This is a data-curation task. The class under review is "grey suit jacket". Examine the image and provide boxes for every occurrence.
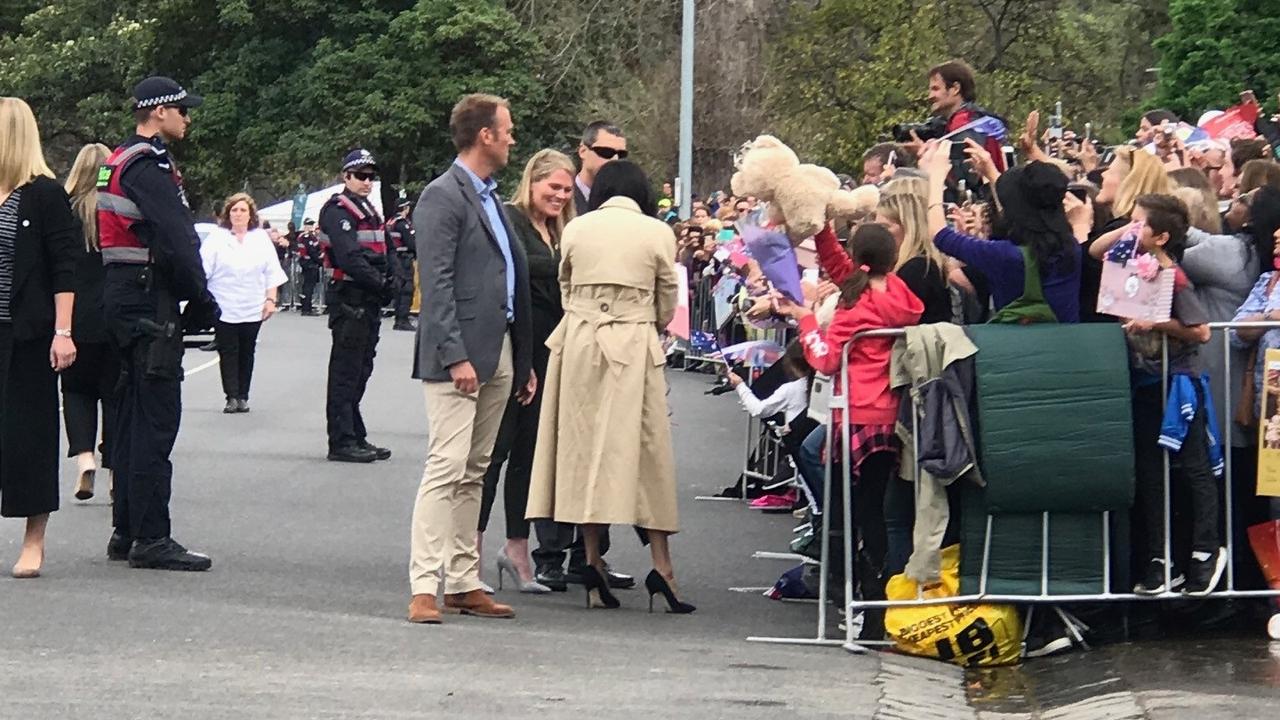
[413,163,532,387]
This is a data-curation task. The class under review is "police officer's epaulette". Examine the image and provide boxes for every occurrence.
[330,193,367,221]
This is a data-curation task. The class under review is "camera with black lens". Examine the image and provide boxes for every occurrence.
[891,116,948,143]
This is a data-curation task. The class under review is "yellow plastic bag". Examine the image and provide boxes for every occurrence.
[884,545,1022,666]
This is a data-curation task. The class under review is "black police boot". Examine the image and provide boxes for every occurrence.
[128,537,212,572]
[327,444,378,463]
[393,319,416,332]
[107,532,132,561]
[357,440,392,461]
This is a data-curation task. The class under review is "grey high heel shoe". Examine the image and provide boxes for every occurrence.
[496,550,552,594]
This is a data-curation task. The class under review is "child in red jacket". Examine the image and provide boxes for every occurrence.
[776,223,924,640]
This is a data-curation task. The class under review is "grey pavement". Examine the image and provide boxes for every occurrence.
[2,313,1279,719]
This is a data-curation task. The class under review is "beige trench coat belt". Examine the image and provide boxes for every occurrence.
[562,296,658,373]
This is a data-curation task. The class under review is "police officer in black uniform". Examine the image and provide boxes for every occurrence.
[98,76,219,571]
[320,149,395,463]
[296,218,325,316]
[386,200,417,331]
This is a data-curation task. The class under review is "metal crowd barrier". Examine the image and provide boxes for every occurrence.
[742,322,1280,654]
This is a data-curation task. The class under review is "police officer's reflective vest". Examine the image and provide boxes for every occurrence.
[320,194,385,281]
[96,142,179,265]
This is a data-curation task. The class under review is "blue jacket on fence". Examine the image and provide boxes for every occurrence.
[1157,373,1225,478]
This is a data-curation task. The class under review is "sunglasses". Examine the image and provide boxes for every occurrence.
[349,171,378,182]
[590,146,628,160]
[162,105,189,117]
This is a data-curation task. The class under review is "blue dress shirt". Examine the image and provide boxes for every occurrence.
[454,158,515,321]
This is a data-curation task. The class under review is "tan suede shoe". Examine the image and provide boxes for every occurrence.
[408,594,442,624]
[444,589,515,618]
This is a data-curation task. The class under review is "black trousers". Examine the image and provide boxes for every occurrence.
[299,266,321,313]
[479,343,549,539]
[0,325,60,518]
[392,253,414,322]
[103,268,182,540]
[326,301,379,450]
[60,340,120,464]
[1133,380,1221,564]
[215,320,261,401]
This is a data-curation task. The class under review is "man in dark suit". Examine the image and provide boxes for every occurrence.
[572,120,627,215]
[407,93,536,624]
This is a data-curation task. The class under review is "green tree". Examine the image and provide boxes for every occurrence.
[1152,0,1280,120]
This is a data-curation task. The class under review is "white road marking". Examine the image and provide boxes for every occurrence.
[187,357,220,376]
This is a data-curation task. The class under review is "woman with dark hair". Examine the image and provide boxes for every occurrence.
[923,141,1081,322]
[527,160,693,613]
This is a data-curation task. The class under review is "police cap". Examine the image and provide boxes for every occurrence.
[132,76,204,111]
[342,149,378,173]
[303,218,316,226]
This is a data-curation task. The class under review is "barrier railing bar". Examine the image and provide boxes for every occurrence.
[1222,329,1236,591]
[848,588,1280,610]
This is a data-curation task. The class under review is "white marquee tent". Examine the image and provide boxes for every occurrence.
[257,182,385,230]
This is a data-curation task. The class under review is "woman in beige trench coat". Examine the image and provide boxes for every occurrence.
[527,161,693,614]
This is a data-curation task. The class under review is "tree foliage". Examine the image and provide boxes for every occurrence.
[1152,0,1280,120]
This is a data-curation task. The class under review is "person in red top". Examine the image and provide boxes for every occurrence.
[775,223,923,641]
[906,60,1008,174]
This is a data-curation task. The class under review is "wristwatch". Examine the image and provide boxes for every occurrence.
[54,328,72,338]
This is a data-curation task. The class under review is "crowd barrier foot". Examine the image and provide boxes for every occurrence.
[745,636,847,648]
[693,495,740,502]
[752,551,806,561]
[728,586,773,593]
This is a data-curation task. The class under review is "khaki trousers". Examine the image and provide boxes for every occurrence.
[409,335,514,596]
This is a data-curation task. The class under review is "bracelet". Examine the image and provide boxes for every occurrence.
[54,328,72,338]
[265,298,277,305]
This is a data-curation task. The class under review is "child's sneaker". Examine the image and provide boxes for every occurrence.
[1183,547,1227,597]
[1134,558,1184,595]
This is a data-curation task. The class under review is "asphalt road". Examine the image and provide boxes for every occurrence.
[2,312,1279,719]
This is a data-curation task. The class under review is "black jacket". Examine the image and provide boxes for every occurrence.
[319,189,388,297]
[504,203,563,344]
[69,219,109,345]
[5,176,78,341]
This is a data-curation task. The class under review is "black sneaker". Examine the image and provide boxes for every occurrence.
[1023,609,1075,658]
[327,444,378,463]
[107,532,132,561]
[128,537,212,571]
[1134,558,1185,595]
[1183,547,1227,597]
[358,440,392,461]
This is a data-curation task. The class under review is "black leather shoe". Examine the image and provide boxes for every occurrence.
[128,537,212,571]
[328,444,378,463]
[358,440,392,461]
[223,398,238,414]
[236,398,250,413]
[564,568,586,585]
[393,320,416,332]
[107,532,132,561]
[535,567,569,592]
[606,569,636,589]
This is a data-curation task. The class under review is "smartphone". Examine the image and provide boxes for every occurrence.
[949,142,967,161]
[716,228,735,242]
[1068,186,1089,202]
[887,150,897,167]
[1084,122,1092,143]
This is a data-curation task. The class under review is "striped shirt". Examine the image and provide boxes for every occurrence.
[0,189,23,323]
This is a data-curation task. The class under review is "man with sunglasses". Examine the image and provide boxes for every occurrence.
[98,76,218,571]
[573,121,628,215]
[319,149,395,464]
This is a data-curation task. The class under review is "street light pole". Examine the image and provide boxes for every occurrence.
[678,0,694,219]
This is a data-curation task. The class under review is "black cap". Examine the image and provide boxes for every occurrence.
[397,200,412,210]
[303,218,315,226]
[342,149,378,172]
[132,76,203,111]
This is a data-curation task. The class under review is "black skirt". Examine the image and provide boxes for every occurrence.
[0,323,60,517]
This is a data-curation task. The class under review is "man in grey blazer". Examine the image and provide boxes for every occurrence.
[408,93,535,624]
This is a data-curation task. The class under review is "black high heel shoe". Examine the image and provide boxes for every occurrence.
[584,566,621,609]
[645,570,696,614]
